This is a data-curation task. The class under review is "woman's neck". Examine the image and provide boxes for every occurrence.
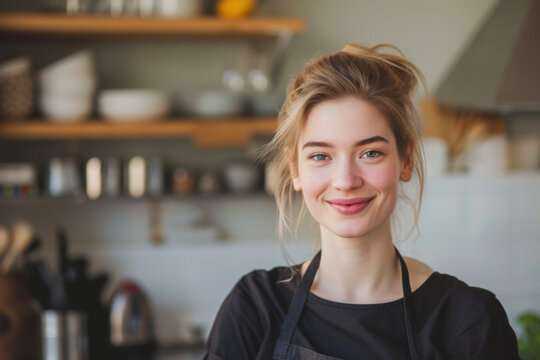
[310,220,403,304]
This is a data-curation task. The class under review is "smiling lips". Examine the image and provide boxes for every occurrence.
[326,197,374,215]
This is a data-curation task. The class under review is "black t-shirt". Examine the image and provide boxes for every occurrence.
[204,264,519,360]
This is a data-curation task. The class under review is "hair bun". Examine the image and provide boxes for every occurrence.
[340,43,424,96]
[340,43,372,56]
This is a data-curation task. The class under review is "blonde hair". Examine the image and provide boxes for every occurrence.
[259,43,426,260]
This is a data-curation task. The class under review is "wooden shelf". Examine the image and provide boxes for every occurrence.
[0,13,305,36]
[0,117,277,147]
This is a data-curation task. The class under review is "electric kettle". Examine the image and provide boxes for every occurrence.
[109,280,154,347]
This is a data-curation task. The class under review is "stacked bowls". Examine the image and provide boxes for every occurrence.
[38,51,96,122]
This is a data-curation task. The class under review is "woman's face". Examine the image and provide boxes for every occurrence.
[291,96,412,239]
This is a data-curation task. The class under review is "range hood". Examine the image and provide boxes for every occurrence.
[435,0,540,114]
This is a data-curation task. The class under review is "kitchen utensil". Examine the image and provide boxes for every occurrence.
[67,0,91,13]
[172,167,196,195]
[64,257,90,310]
[47,158,81,197]
[192,91,245,118]
[65,257,88,284]
[25,260,51,308]
[156,0,202,17]
[223,163,259,193]
[0,57,33,119]
[49,273,68,310]
[2,221,34,272]
[0,273,40,360]
[222,67,245,92]
[86,273,109,306]
[246,52,270,92]
[85,157,102,200]
[42,310,88,360]
[110,280,154,346]
[125,156,146,198]
[45,0,90,13]
[138,0,155,15]
[57,228,68,278]
[98,89,171,121]
[21,235,41,262]
[0,225,10,261]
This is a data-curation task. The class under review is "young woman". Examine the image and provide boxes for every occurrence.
[203,44,519,360]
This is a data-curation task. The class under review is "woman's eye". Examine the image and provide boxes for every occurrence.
[309,154,329,161]
[361,150,381,159]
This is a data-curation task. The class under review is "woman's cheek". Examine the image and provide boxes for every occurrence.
[299,165,329,195]
[363,163,399,189]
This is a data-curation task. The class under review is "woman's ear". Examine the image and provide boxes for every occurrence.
[285,147,302,191]
[400,143,414,182]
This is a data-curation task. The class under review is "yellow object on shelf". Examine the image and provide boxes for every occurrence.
[216,0,257,18]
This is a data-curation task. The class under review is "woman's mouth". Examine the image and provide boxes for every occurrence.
[326,197,374,215]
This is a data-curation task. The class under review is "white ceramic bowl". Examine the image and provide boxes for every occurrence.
[98,89,171,121]
[192,91,244,118]
[39,93,92,121]
[39,74,97,95]
[39,51,95,83]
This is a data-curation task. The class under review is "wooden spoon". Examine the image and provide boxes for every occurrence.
[2,221,34,273]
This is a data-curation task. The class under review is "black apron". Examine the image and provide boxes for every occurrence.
[272,248,420,360]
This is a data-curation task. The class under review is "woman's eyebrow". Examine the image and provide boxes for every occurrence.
[302,136,389,150]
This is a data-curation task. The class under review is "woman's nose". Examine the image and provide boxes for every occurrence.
[332,159,362,191]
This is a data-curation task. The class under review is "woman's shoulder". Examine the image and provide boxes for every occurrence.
[404,256,498,306]
[204,265,300,359]
[240,264,300,287]
[417,271,519,358]
[414,268,501,312]
[232,264,301,303]
[218,264,301,311]
[418,269,499,305]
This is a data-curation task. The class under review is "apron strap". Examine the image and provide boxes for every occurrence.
[396,248,420,360]
[273,248,421,360]
[273,250,321,359]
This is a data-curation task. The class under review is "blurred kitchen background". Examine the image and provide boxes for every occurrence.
[0,0,539,359]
